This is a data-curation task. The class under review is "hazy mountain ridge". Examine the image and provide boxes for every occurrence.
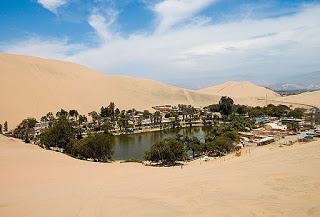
[269,71,320,91]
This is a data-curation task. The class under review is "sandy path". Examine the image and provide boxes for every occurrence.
[0,135,320,217]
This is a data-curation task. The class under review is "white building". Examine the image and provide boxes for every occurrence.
[34,122,49,137]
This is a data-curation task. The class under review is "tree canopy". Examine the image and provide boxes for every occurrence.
[144,138,187,165]
[39,117,75,150]
[13,118,37,143]
[68,133,114,162]
[219,96,234,117]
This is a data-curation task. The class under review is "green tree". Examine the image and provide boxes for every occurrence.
[235,105,248,115]
[0,124,2,134]
[228,115,255,132]
[206,136,235,156]
[4,121,8,132]
[88,111,100,130]
[144,138,187,166]
[205,124,226,143]
[154,111,162,125]
[69,110,79,121]
[219,96,234,117]
[13,118,37,143]
[40,115,48,122]
[118,110,129,131]
[68,133,114,162]
[101,120,115,134]
[56,109,68,119]
[108,102,115,121]
[78,115,87,125]
[115,108,120,118]
[205,126,239,156]
[180,136,202,159]
[142,110,151,119]
[39,117,75,150]
[287,108,306,119]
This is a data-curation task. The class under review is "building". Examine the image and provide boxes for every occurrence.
[254,136,275,146]
[281,118,302,125]
[152,105,172,113]
[264,122,287,131]
[34,121,49,137]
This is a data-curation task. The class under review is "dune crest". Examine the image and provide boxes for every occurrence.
[0,54,219,127]
[275,90,320,108]
[1,53,318,128]
[198,81,279,99]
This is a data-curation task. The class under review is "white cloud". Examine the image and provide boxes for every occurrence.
[152,0,217,33]
[2,3,320,88]
[1,37,84,59]
[88,9,118,42]
[37,0,68,13]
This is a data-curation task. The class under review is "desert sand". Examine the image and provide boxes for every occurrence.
[274,91,320,108]
[198,81,279,99]
[1,53,319,129]
[0,135,319,217]
[0,54,219,128]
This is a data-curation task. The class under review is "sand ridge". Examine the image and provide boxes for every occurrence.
[1,53,319,128]
[198,81,280,99]
[0,54,219,127]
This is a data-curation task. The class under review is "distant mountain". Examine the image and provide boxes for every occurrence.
[270,71,320,91]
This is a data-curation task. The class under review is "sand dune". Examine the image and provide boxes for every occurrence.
[275,91,320,108]
[0,54,219,128]
[1,53,318,128]
[0,135,319,217]
[198,81,279,99]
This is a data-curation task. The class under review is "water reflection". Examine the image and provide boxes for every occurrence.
[112,126,211,160]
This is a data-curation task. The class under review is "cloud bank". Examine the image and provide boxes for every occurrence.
[2,1,320,88]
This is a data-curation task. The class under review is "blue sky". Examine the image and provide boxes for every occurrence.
[1,0,320,88]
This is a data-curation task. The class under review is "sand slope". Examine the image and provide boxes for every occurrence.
[198,81,279,99]
[0,135,319,217]
[276,91,320,108]
[0,54,218,127]
[1,53,318,128]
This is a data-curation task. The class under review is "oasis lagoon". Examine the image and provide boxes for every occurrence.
[112,126,211,160]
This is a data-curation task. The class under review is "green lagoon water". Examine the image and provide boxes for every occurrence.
[112,126,211,160]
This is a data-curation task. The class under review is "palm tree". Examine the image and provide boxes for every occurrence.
[69,110,79,122]
[88,111,100,130]
[78,115,87,125]
[181,136,201,159]
[56,109,68,119]
[108,102,115,121]
[154,111,162,126]
[4,121,8,132]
